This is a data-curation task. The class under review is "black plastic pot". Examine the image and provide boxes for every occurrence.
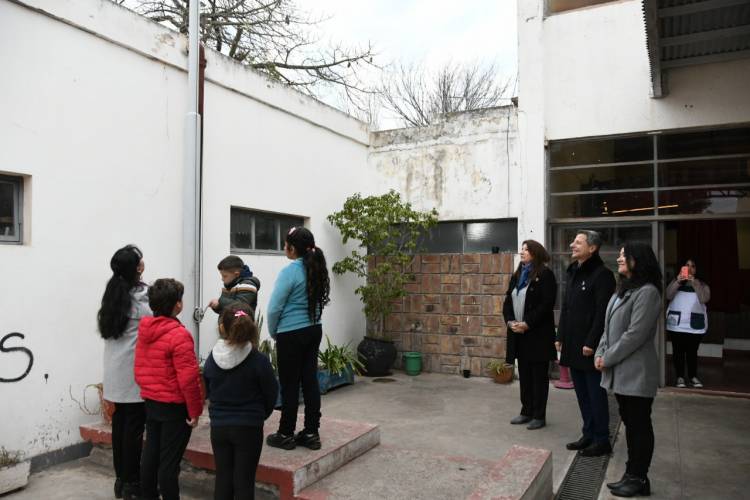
[357,337,397,377]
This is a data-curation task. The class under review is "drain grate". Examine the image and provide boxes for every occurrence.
[556,395,621,500]
[372,377,397,383]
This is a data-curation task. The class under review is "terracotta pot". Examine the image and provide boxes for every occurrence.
[491,364,514,384]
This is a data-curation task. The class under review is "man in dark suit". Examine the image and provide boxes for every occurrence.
[557,230,616,457]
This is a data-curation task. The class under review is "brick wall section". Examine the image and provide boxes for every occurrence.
[382,253,514,377]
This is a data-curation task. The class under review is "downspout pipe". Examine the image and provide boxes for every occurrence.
[184,0,202,355]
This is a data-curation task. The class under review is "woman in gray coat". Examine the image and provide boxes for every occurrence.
[97,245,151,500]
[595,242,662,498]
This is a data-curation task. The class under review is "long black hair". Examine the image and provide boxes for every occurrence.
[512,239,550,284]
[286,227,330,322]
[617,242,662,298]
[97,245,143,339]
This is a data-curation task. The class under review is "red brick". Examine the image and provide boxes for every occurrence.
[400,333,412,351]
[421,254,441,264]
[423,316,440,333]
[404,282,420,293]
[441,295,461,314]
[461,275,482,294]
[470,357,481,376]
[406,295,423,313]
[461,336,480,346]
[439,335,462,354]
[405,255,421,273]
[424,294,441,304]
[462,264,480,274]
[421,262,441,274]
[450,255,461,272]
[440,274,461,284]
[440,315,460,326]
[482,285,506,295]
[462,295,480,305]
[439,324,460,335]
[482,296,504,315]
[440,255,452,273]
[482,315,505,327]
[461,305,481,315]
[462,316,482,335]
[501,253,514,273]
[423,302,441,314]
[441,365,461,375]
[422,274,441,293]
[423,334,440,344]
[422,343,440,354]
[462,254,481,264]
[482,326,505,337]
[484,338,506,357]
[441,284,460,294]
[385,313,403,332]
[441,355,461,366]
[480,254,502,274]
[483,274,502,285]
[390,300,404,313]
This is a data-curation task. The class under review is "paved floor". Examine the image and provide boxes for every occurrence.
[6,371,750,499]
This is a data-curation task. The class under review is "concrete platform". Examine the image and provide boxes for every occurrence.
[80,411,380,499]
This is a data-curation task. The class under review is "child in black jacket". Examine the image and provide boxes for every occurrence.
[203,303,278,500]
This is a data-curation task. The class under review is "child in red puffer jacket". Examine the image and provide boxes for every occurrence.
[135,278,203,500]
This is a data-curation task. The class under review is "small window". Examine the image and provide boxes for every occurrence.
[416,219,518,254]
[230,207,304,253]
[0,175,22,243]
[547,0,617,14]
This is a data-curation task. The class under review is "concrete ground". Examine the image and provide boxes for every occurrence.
[6,372,750,499]
[599,391,750,500]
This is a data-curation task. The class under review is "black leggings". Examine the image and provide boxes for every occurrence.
[211,425,264,500]
[615,393,654,479]
[669,330,702,379]
[276,324,323,436]
[111,402,146,484]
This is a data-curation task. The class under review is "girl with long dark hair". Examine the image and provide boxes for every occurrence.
[266,227,331,451]
[503,240,558,430]
[595,242,662,497]
[97,245,150,500]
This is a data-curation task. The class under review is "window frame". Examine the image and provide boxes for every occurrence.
[0,174,23,244]
[416,218,518,254]
[229,206,305,255]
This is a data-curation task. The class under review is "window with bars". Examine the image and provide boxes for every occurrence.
[0,174,22,244]
[230,207,304,254]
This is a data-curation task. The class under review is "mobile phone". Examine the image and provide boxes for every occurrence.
[679,266,689,279]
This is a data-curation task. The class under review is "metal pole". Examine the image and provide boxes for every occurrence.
[184,0,202,355]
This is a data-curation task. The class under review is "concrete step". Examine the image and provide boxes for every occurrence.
[80,411,380,499]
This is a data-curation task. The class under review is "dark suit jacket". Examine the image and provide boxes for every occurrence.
[503,266,558,364]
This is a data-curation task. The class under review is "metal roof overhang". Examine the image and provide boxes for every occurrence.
[643,0,750,97]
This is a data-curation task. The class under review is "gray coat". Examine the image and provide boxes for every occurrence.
[102,285,151,403]
[596,284,661,398]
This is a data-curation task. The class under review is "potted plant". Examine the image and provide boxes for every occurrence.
[487,360,515,384]
[317,335,364,393]
[328,190,437,376]
[0,447,30,495]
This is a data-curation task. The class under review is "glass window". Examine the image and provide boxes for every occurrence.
[550,191,655,218]
[0,175,22,243]
[464,220,518,253]
[658,188,750,215]
[658,157,750,187]
[230,207,304,253]
[549,136,652,167]
[658,127,750,159]
[548,0,617,14]
[550,163,653,193]
[419,222,463,253]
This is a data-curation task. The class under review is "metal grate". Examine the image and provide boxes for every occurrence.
[556,395,622,500]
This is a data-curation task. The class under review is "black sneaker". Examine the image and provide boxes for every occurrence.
[294,430,322,450]
[266,432,296,450]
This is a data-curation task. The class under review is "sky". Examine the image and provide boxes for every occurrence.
[296,0,519,128]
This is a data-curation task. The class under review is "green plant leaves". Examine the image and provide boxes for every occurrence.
[317,335,364,375]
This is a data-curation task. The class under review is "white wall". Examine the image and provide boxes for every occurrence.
[0,0,368,459]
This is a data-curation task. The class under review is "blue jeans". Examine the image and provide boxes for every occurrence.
[570,368,609,444]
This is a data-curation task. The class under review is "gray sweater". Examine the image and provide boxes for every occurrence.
[596,284,661,398]
[102,285,151,403]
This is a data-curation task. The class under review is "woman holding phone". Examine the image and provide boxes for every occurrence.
[666,258,710,388]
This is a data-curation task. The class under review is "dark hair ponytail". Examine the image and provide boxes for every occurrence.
[220,303,258,346]
[97,245,143,340]
[286,227,331,322]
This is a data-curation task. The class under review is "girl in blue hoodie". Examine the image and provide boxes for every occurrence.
[203,303,278,500]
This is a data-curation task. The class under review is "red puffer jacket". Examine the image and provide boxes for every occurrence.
[134,316,203,419]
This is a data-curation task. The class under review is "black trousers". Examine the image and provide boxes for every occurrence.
[140,405,193,500]
[276,324,323,436]
[615,393,654,479]
[669,330,702,379]
[570,368,610,444]
[112,402,146,484]
[211,425,264,500]
[517,360,550,420]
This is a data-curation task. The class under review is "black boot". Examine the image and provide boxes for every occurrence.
[294,430,322,450]
[607,473,632,490]
[610,476,651,497]
[266,432,296,450]
[114,478,123,499]
[122,481,141,500]
[578,441,612,457]
[565,436,592,450]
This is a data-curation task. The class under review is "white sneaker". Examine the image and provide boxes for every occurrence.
[676,377,686,388]
[690,377,703,388]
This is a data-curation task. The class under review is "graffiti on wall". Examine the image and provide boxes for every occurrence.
[0,332,34,382]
